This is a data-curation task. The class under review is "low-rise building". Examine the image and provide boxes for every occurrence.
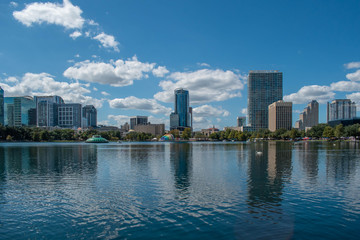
[134,123,165,136]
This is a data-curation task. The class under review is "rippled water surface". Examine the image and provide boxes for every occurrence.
[1,141,360,239]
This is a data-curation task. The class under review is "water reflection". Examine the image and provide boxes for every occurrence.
[170,143,193,198]
[296,142,319,182]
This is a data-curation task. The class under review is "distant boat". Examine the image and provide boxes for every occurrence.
[85,135,109,143]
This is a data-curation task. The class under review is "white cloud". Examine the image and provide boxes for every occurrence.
[344,62,360,69]
[192,105,230,118]
[284,85,335,104]
[346,92,360,105]
[92,55,98,58]
[13,0,84,29]
[101,91,110,96]
[69,30,82,39]
[108,115,130,126]
[0,72,103,108]
[197,63,211,68]
[346,69,360,81]
[87,19,98,26]
[5,77,18,83]
[93,32,119,52]
[152,66,169,77]
[109,96,172,115]
[63,56,156,87]
[330,81,360,92]
[93,87,98,91]
[193,117,212,130]
[154,69,245,105]
[74,54,80,58]
[241,108,247,115]
[10,2,18,7]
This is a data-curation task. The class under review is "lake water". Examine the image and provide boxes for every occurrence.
[0,141,360,239]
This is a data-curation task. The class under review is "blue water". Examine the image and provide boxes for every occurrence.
[0,141,360,239]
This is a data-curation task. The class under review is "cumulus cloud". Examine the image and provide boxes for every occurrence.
[346,92,360,106]
[101,91,110,96]
[154,69,245,105]
[63,56,156,87]
[192,105,230,118]
[197,63,211,68]
[346,69,360,81]
[109,96,172,115]
[69,30,82,39]
[330,81,360,92]
[93,32,119,52]
[241,108,247,115]
[0,72,103,108]
[284,85,335,104]
[344,62,360,69]
[108,115,130,126]
[13,0,84,29]
[152,66,169,77]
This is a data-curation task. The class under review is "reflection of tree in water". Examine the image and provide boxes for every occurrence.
[0,148,5,204]
[326,142,358,183]
[296,142,319,182]
[1,145,98,176]
[238,142,293,239]
[170,143,193,198]
[129,144,165,171]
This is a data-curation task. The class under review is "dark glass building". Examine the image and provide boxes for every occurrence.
[248,70,283,130]
[82,105,97,128]
[170,88,192,130]
[4,96,36,127]
[130,116,148,130]
[35,96,64,127]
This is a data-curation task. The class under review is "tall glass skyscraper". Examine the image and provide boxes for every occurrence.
[248,70,283,130]
[0,87,4,125]
[170,88,192,130]
[4,96,36,127]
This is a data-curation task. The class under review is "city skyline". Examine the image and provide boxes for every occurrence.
[1,0,360,130]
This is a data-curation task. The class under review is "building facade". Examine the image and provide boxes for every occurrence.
[295,100,319,130]
[170,88,192,130]
[35,96,64,127]
[327,99,356,122]
[4,96,36,127]
[82,105,97,128]
[268,100,292,132]
[237,116,246,127]
[134,123,165,136]
[130,116,148,130]
[57,103,82,128]
[0,87,4,125]
[248,70,283,130]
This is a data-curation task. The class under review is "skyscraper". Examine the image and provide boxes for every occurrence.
[4,96,35,127]
[0,87,4,125]
[295,100,319,130]
[130,116,148,130]
[327,99,356,122]
[57,103,82,128]
[82,105,97,128]
[248,70,283,130]
[35,96,64,127]
[268,100,292,132]
[170,88,192,131]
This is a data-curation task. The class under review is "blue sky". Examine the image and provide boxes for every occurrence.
[1,0,360,130]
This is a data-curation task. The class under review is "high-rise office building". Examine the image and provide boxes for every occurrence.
[57,103,82,128]
[248,70,283,131]
[327,99,356,122]
[82,105,97,128]
[4,96,36,127]
[35,96,64,127]
[237,116,246,127]
[0,87,4,125]
[170,88,192,130]
[268,100,292,132]
[295,100,319,130]
[130,116,148,130]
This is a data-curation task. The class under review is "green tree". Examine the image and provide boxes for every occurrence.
[307,123,328,138]
[169,129,180,138]
[334,124,344,138]
[290,128,300,140]
[182,128,192,140]
[322,126,334,138]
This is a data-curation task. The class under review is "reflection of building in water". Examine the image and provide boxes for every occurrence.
[170,143,193,196]
[296,142,319,182]
[326,142,357,183]
[1,145,97,175]
[128,144,166,170]
[247,142,292,208]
